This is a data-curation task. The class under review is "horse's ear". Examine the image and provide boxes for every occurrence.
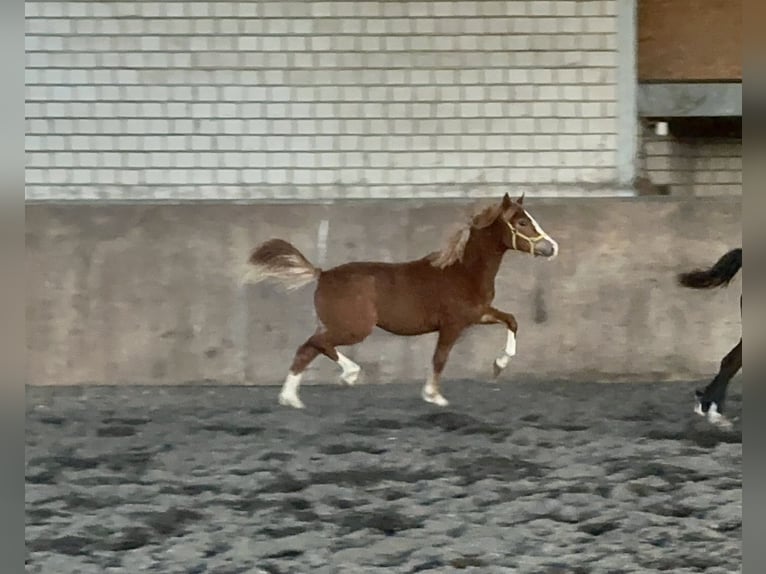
[501,193,513,210]
[516,192,525,205]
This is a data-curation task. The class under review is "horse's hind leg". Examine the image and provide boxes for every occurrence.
[279,326,371,408]
[314,282,376,386]
[695,338,742,428]
[336,352,362,385]
[312,333,364,386]
[279,331,340,409]
[278,335,322,409]
[330,322,378,385]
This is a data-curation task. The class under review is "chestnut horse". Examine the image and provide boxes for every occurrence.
[678,247,742,429]
[244,193,558,409]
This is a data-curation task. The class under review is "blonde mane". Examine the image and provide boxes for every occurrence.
[427,203,504,269]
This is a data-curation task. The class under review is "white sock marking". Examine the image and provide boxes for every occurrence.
[706,402,732,428]
[337,352,361,385]
[494,330,517,371]
[694,400,733,429]
[422,374,449,407]
[505,330,517,356]
[278,372,305,409]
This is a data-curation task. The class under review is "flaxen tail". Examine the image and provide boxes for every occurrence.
[240,238,320,291]
[678,247,742,289]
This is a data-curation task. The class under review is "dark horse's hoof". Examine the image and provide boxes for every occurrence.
[694,389,708,416]
[492,361,503,378]
[694,390,733,429]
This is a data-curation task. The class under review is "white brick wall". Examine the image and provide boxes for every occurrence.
[25,0,621,201]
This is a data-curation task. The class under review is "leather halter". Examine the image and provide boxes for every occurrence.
[507,221,546,254]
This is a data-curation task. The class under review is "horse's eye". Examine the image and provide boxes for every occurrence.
[518,220,528,227]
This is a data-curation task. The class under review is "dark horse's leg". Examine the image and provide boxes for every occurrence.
[695,338,742,428]
[422,326,463,407]
[479,307,519,377]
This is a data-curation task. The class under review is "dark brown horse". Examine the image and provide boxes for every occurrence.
[678,247,742,429]
[244,193,558,409]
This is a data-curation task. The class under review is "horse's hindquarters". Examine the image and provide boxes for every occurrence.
[312,267,378,343]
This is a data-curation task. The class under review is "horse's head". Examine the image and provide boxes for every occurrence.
[433,193,559,269]
[494,193,558,258]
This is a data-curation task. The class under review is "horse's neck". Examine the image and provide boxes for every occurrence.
[461,234,505,296]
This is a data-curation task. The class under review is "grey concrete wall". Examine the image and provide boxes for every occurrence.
[26,197,741,386]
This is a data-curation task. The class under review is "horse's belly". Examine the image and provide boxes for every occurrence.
[374,296,440,336]
[376,317,437,337]
[369,263,443,335]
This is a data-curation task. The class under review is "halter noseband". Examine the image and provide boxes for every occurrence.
[507,221,546,254]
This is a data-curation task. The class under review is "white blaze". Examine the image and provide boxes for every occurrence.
[525,210,558,258]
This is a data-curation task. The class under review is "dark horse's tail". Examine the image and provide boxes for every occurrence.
[241,238,320,291]
[678,248,742,289]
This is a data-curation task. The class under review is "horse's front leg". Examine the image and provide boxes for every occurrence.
[479,307,518,377]
[422,326,463,407]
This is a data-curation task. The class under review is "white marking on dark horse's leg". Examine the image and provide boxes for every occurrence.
[493,330,517,375]
[706,402,733,429]
[422,373,449,407]
[337,352,361,385]
[278,372,305,409]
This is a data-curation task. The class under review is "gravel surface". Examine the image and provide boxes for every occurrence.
[26,379,742,574]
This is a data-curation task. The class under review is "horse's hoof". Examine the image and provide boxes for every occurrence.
[706,405,732,429]
[493,354,510,378]
[422,390,449,407]
[341,368,361,386]
[711,416,733,430]
[278,393,305,409]
[431,395,449,407]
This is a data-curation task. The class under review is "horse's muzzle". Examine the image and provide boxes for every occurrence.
[534,238,558,258]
